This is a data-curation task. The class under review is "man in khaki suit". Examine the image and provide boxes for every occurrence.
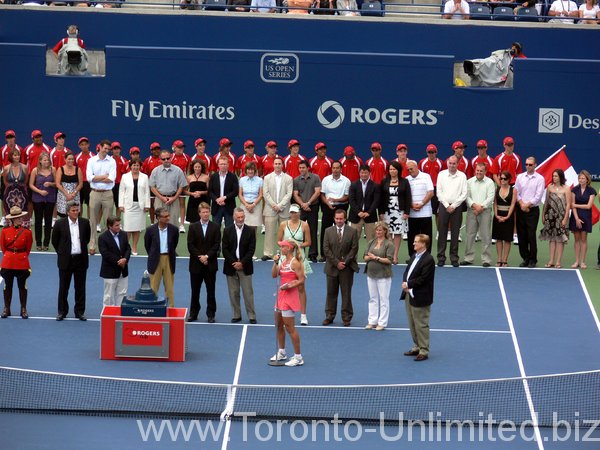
[262,157,293,260]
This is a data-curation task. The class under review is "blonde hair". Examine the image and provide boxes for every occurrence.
[579,170,592,187]
[283,240,303,262]
[37,151,51,171]
[374,221,391,240]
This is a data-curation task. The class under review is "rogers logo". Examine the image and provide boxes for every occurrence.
[317,100,345,129]
[131,330,161,337]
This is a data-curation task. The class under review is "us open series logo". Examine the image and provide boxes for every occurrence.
[538,108,564,134]
[260,53,299,84]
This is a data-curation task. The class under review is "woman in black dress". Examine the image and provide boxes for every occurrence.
[568,170,596,269]
[184,159,210,223]
[492,170,517,266]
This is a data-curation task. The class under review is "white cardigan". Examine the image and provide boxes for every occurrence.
[119,172,151,210]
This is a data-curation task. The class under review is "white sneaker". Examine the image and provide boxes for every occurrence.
[52,217,57,227]
[475,233,480,242]
[513,234,519,245]
[261,224,266,235]
[300,314,308,326]
[179,224,186,233]
[0,217,4,227]
[270,350,287,362]
[402,232,408,240]
[446,231,451,241]
[458,235,462,242]
[491,239,496,244]
[285,355,304,367]
[96,224,101,233]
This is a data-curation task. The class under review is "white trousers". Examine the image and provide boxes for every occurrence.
[103,276,128,306]
[367,276,391,327]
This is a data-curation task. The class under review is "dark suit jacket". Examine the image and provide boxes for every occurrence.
[349,179,380,224]
[187,220,221,273]
[323,225,359,276]
[51,217,91,270]
[221,223,255,276]
[98,230,131,279]
[379,177,412,215]
[208,172,239,215]
[144,223,179,274]
[401,251,435,307]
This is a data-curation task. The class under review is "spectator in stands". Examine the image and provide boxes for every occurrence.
[119,160,150,256]
[312,0,335,14]
[366,142,388,185]
[492,171,517,267]
[180,0,199,9]
[75,137,95,219]
[293,159,321,263]
[262,157,293,260]
[110,142,129,220]
[406,160,434,258]
[149,150,188,227]
[443,0,470,19]
[184,159,210,224]
[511,42,527,58]
[348,165,380,244]
[579,0,600,23]
[3,149,29,222]
[56,152,82,219]
[287,0,312,12]
[569,170,596,269]
[192,138,214,173]
[142,142,163,224]
[170,140,191,233]
[461,163,495,267]
[283,139,307,179]
[228,0,251,11]
[337,0,359,15]
[339,146,362,183]
[29,152,56,251]
[470,140,496,179]
[320,161,351,262]
[52,25,88,75]
[238,161,264,258]
[213,138,236,173]
[549,0,578,23]
[250,0,277,12]
[237,140,262,177]
[514,157,545,268]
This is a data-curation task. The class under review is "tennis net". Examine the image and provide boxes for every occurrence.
[1,366,598,427]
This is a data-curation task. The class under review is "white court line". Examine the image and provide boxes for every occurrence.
[496,268,544,450]
[20,316,510,334]
[574,270,600,333]
[221,324,248,450]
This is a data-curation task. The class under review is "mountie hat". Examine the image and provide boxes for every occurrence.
[6,206,28,220]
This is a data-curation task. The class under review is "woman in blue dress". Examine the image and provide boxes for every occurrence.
[568,170,596,269]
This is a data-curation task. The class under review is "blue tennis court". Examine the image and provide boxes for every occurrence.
[1,253,599,449]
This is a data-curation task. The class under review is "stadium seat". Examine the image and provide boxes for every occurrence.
[493,5,515,20]
[361,0,384,16]
[470,4,492,19]
[516,7,540,21]
[203,0,227,10]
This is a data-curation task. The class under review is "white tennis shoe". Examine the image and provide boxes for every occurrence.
[270,350,287,362]
[285,355,304,367]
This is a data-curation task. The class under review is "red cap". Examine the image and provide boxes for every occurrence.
[111,141,122,149]
[503,136,514,145]
[54,132,65,141]
[244,140,255,148]
[314,142,326,151]
[172,140,185,148]
[288,139,300,148]
[396,143,408,151]
[31,130,43,138]
[266,140,278,148]
[150,142,161,150]
[219,137,232,147]
[476,139,488,148]
[426,144,437,152]
[370,142,382,151]
[452,140,466,150]
[277,240,295,248]
[5,130,15,138]
[129,146,140,155]
[344,146,355,156]
[194,138,206,147]
[78,137,89,145]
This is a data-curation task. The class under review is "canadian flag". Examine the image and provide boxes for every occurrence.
[536,146,600,225]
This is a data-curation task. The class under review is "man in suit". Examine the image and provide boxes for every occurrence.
[401,234,436,361]
[98,215,131,306]
[262,156,293,260]
[348,165,380,243]
[322,209,359,326]
[144,206,179,306]
[51,201,91,321]
[209,156,239,228]
[187,202,221,323]
[222,208,257,324]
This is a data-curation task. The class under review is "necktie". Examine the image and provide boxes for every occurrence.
[338,227,343,243]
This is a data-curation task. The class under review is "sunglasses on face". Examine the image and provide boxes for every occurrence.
[161,157,171,161]
[500,177,508,180]
[477,146,487,149]
[525,163,534,167]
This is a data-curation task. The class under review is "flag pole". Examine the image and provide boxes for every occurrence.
[537,144,567,171]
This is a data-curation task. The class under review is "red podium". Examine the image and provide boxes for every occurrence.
[100,306,187,361]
